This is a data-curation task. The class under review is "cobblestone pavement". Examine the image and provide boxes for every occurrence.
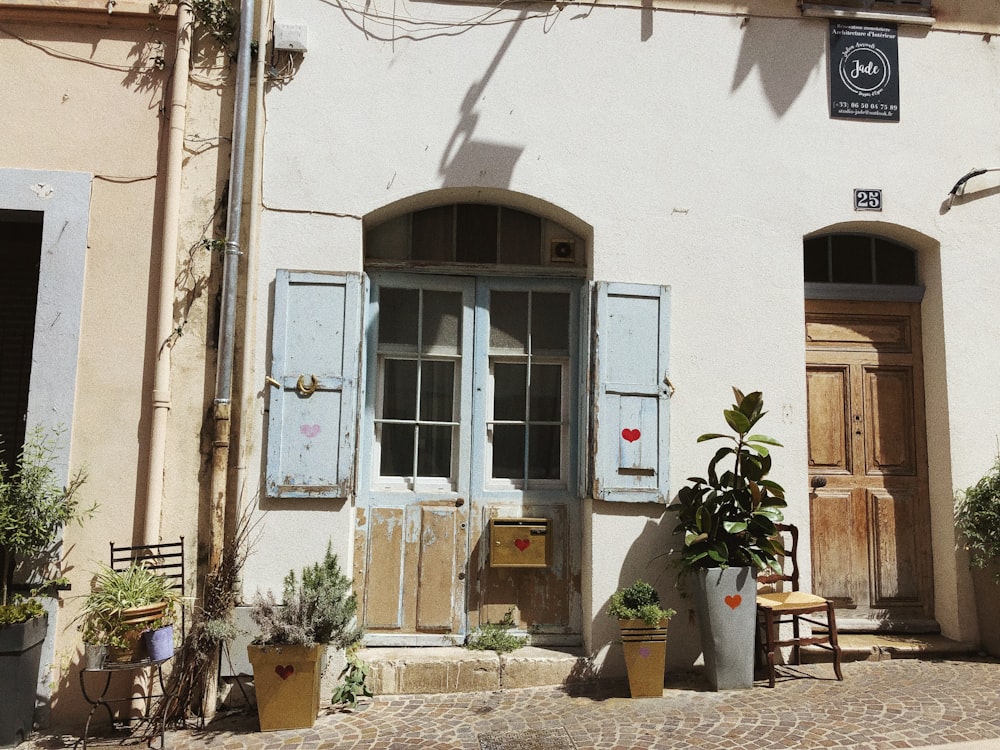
[34,657,1000,750]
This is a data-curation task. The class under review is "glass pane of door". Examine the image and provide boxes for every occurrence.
[487,291,570,487]
[375,287,461,486]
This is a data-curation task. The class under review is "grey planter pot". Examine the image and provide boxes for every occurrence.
[83,643,107,670]
[971,566,1000,657]
[691,567,757,690]
[0,614,48,747]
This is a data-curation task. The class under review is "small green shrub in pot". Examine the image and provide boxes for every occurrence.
[608,580,676,626]
[609,580,674,698]
[956,455,1000,579]
[249,545,361,648]
[955,454,1000,657]
[247,545,363,731]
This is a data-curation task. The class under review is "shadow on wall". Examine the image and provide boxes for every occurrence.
[731,17,823,118]
[592,503,704,679]
[440,140,524,190]
[438,10,528,189]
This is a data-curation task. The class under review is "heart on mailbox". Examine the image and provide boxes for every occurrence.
[275,664,294,680]
[724,594,742,610]
[621,428,641,442]
[514,538,530,552]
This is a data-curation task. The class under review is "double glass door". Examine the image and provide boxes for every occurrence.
[358,273,582,645]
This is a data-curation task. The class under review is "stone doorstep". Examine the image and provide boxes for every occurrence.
[800,633,978,664]
[356,646,595,695]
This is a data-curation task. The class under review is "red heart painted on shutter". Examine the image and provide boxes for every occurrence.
[725,595,742,610]
[621,428,641,442]
[275,664,295,680]
[300,424,321,438]
[514,539,530,552]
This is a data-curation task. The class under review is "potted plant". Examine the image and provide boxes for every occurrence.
[0,426,88,746]
[247,545,362,731]
[79,607,113,669]
[955,454,1000,656]
[668,388,786,690]
[607,580,675,697]
[76,563,179,663]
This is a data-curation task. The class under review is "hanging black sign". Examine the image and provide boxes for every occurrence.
[829,21,899,122]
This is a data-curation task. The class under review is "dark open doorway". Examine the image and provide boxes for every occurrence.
[0,213,42,469]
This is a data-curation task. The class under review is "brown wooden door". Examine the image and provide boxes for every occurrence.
[805,300,935,629]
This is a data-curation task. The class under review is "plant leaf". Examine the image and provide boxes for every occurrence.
[697,433,732,443]
[724,409,751,435]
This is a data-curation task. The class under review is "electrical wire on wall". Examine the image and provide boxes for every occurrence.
[325,0,562,44]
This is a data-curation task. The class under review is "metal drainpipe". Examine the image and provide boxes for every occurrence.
[209,0,256,571]
[234,0,271,505]
[201,0,255,721]
[143,1,192,547]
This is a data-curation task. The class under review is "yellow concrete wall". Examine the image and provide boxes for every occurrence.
[0,3,229,727]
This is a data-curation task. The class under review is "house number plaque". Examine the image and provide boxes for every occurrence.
[854,189,882,211]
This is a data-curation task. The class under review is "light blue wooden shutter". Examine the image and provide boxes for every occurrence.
[592,282,671,503]
[266,270,363,499]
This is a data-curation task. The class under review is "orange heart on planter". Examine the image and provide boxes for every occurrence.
[514,538,530,552]
[725,595,742,610]
[275,664,294,680]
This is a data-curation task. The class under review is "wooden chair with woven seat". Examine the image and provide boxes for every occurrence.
[756,523,843,688]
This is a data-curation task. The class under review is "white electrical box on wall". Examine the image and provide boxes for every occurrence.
[274,22,307,52]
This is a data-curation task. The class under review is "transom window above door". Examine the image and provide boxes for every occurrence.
[365,204,586,270]
[804,233,916,285]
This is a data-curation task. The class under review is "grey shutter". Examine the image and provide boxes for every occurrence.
[266,270,363,499]
[592,282,671,503]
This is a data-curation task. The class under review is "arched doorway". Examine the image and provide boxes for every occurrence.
[803,232,935,631]
[358,202,587,646]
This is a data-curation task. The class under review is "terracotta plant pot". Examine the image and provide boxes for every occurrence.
[619,618,669,697]
[109,629,145,663]
[247,643,325,731]
[119,602,167,628]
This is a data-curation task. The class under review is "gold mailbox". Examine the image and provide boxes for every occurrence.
[489,518,550,568]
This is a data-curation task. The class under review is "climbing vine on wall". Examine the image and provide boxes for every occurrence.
[190,0,238,52]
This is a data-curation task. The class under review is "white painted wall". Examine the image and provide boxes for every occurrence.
[244,0,1000,672]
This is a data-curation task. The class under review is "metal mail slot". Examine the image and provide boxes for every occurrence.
[489,518,550,568]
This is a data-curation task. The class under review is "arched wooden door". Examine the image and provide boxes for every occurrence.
[805,299,935,630]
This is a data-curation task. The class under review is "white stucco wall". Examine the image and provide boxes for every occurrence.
[242,0,1000,671]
